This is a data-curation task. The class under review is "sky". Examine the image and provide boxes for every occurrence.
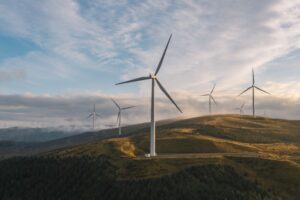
[0,0,300,129]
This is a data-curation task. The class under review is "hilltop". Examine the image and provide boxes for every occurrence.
[49,115,300,161]
[0,115,300,199]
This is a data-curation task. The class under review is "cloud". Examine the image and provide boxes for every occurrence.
[1,0,299,89]
[0,0,118,84]
[0,68,26,82]
[0,0,299,125]
[0,91,299,130]
[120,0,300,93]
[0,1,113,59]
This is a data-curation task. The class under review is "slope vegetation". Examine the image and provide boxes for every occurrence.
[0,115,300,199]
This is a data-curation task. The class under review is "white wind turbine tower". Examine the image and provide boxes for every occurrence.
[201,83,217,114]
[234,102,245,115]
[115,34,182,157]
[111,99,135,136]
[238,68,270,117]
[87,104,101,130]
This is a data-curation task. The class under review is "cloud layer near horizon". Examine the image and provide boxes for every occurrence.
[0,92,299,130]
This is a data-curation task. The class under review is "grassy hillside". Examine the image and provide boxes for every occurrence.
[49,115,300,160]
[2,115,300,158]
[0,156,277,200]
[0,115,300,199]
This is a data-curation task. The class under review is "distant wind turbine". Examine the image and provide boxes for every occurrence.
[87,104,101,130]
[111,99,135,136]
[234,102,245,115]
[201,83,217,114]
[115,34,182,157]
[238,68,270,117]
[262,110,267,118]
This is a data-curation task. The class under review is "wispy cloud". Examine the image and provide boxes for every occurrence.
[0,68,26,82]
[0,0,299,126]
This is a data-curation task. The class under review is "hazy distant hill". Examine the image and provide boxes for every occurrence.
[0,119,174,158]
[0,115,299,199]
[0,127,85,158]
[0,127,80,142]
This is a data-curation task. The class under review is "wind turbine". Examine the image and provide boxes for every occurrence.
[262,110,267,118]
[238,68,270,117]
[115,34,182,157]
[234,102,245,115]
[201,83,217,114]
[111,99,135,136]
[87,104,101,130]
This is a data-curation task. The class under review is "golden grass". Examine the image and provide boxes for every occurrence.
[46,138,137,157]
[109,138,136,157]
[254,143,299,154]
[49,114,300,162]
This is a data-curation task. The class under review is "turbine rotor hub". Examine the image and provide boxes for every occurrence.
[150,73,156,79]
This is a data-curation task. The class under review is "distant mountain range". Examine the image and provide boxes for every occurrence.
[0,127,81,142]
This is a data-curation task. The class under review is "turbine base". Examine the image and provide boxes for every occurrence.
[145,153,157,157]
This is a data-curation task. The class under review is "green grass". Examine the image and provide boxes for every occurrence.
[229,157,300,200]
[0,156,277,200]
[175,115,300,144]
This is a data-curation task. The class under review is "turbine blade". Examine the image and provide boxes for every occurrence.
[210,83,216,94]
[241,102,245,109]
[154,34,172,75]
[211,95,217,105]
[155,79,182,113]
[117,111,120,123]
[252,68,255,85]
[115,76,150,85]
[87,113,93,119]
[255,86,271,95]
[96,113,101,117]
[201,94,209,96]
[122,106,136,110]
[238,86,252,96]
[111,99,120,109]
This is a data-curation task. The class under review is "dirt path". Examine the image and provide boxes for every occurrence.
[135,152,300,168]
[135,152,265,160]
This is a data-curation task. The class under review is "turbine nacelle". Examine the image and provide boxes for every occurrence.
[150,73,157,79]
